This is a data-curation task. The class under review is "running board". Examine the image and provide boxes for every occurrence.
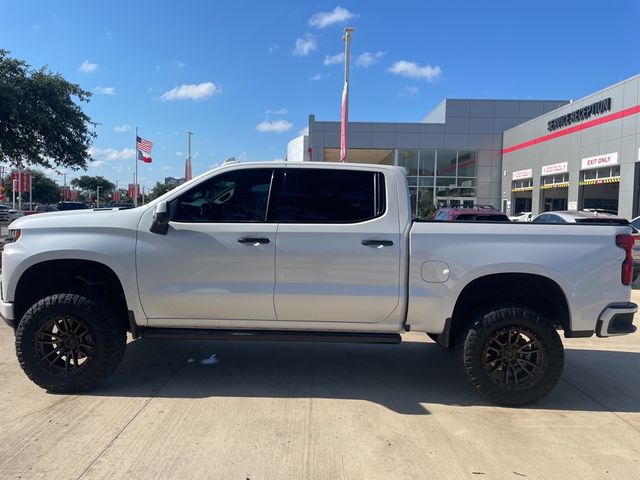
[140,328,402,344]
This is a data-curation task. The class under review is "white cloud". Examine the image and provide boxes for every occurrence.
[79,60,98,73]
[89,147,135,162]
[176,61,187,69]
[176,151,183,157]
[298,126,309,136]
[269,44,279,53]
[256,120,293,133]
[398,86,419,98]
[309,7,357,28]
[237,152,249,161]
[309,73,322,81]
[356,51,386,68]
[388,61,442,82]
[159,82,221,101]
[273,108,288,115]
[293,34,317,56]
[324,52,344,65]
[94,86,115,95]
[161,166,173,171]
[89,160,106,168]
[114,124,131,132]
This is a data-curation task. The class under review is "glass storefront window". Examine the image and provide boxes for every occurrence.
[457,151,477,177]
[457,177,476,188]
[416,187,435,218]
[418,177,434,187]
[398,150,418,176]
[419,150,435,176]
[436,150,457,177]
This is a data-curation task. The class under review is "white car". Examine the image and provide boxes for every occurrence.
[509,211,533,222]
[0,162,637,406]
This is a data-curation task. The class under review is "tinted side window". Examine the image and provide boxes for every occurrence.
[172,169,273,223]
[533,214,548,223]
[274,169,384,223]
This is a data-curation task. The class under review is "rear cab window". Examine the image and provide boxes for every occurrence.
[271,168,386,223]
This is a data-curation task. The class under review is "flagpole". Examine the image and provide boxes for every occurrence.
[134,127,138,207]
[340,27,354,162]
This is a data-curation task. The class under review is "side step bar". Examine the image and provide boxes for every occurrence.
[141,328,402,344]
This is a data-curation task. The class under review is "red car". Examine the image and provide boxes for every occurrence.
[430,205,510,222]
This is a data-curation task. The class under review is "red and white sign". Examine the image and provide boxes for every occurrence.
[68,190,79,201]
[112,191,122,203]
[512,168,533,181]
[11,171,31,193]
[128,183,139,198]
[541,162,568,176]
[581,152,618,170]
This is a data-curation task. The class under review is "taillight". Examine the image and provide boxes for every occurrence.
[615,234,635,285]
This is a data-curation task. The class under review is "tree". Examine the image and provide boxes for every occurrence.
[0,49,95,170]
[70,175,116,203]
[147,181,174,201]
[3,169,61,205]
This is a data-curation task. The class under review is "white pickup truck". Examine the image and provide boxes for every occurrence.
[1,162,637,406]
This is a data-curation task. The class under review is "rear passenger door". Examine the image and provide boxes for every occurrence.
[272,167,401,324]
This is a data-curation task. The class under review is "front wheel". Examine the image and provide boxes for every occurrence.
[15,294,126,393]
[457,306,564,406]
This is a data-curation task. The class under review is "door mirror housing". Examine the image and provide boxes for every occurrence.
[150,201,170,235]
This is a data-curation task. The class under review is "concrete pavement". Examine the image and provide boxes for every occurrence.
[1,293,639,479]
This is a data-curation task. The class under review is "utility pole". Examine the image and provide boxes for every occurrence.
[340,26,354,162]
[185,131,193,182]
[97,185,100,208]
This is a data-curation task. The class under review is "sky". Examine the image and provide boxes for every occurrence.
[1,0,639,191]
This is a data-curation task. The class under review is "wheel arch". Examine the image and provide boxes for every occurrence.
[14,259,130,333]
[449,273,572,344]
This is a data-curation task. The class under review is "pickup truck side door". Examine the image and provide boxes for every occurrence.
[136,166,279,321]
[272,167,402,323]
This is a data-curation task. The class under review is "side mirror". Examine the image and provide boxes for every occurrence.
[150,201,170,235]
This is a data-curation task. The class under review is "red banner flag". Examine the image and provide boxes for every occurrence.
[340,81,348,162]
[11,171,30,192]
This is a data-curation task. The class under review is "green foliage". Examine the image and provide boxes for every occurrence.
[0,49,96,170]
[147,181,175,201]
[3,169,61,204]
[70,175,115,203]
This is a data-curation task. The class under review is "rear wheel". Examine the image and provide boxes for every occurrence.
[15,294,126,393]
[457,306,564,406]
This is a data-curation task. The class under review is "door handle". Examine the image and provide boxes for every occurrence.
[238,236,270,245]
[361,239,394,248]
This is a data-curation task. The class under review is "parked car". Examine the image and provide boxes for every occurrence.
[0,204,11,224]
[33,205,59,214]
[532,210,625,225]
[57,201,88,211]
[509,211,533,222]
[1,163,637,406]
[431,205,510,222]
[7,208,23,222]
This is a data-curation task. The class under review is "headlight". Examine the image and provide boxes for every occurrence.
[5,229,21,243]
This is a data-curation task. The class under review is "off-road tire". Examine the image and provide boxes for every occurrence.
[15,294,126,393]
[457,306,564,406]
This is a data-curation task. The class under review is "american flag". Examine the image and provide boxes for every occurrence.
[136,135,153,153]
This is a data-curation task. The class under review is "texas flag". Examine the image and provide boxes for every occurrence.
[137,149,152,164]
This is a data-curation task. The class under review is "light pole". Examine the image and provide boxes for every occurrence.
[340,26,354,162]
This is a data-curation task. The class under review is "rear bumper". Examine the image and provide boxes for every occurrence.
[596,302,637,337]
[0,300,16,329]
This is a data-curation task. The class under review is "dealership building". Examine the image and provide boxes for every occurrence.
[289,73,640,218]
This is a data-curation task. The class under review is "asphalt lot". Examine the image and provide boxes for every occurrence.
[1,293,639,479]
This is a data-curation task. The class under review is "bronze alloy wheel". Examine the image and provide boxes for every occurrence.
[481,326,546,390]
[34,314,95,376]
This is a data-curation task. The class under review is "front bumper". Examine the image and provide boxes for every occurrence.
[596,302,637,337]
[0,299,16,329]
